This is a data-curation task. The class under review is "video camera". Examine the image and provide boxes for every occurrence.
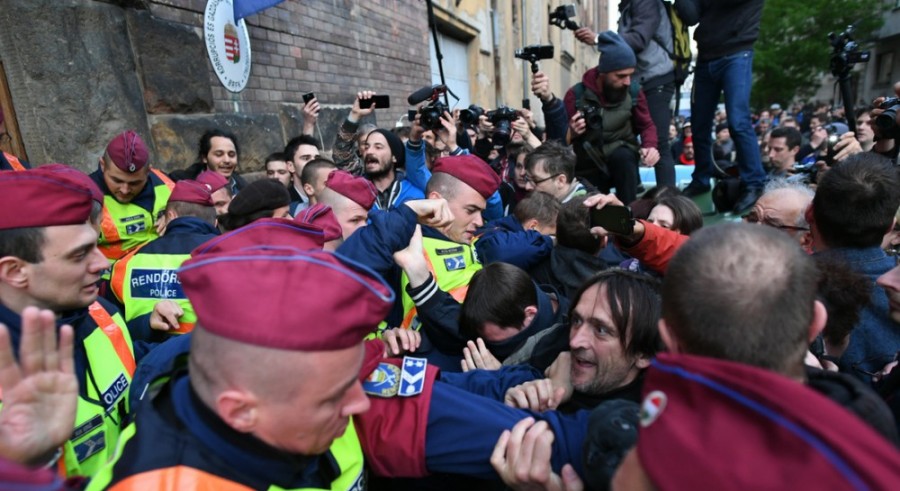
[829,25,870,78]
[515,44,554,74]
[407,85,450,131]
[549,4,578,31]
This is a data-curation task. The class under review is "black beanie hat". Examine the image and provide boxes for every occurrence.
[582,400,640,490]
[227,179,290,216]
[368,129,405,168]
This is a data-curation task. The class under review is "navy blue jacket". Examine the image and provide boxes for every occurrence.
[114,217,220,342]
[475,215,554,271]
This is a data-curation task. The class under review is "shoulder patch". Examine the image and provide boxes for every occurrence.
[363,362,401,398]
[443,256,466,271]
[399,356,427,397]
[640,390,667,427]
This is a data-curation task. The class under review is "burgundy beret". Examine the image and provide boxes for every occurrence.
[295,203,342,242]
[638,353,900,490]
[325,170,377,210]
[431,154,500,199]
[192,217,324,257]
[37,163,103,203]
[196,170,229,193]
[169,179,214,207]
[106,130,149,173]
[178,248,394,350]
[0,170,93,230]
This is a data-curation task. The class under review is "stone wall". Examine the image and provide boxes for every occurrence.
[0,0,431,173]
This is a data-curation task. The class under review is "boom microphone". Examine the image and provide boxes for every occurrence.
[408,84,446,106]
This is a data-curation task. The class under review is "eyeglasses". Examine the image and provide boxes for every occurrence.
[524,173,560,185]
[741,212,809,232]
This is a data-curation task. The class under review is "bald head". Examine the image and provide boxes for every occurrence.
[662,223,819,377]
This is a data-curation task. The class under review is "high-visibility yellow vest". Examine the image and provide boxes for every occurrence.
[87,413,365,491]
[110,247,195,334]
[98,169,174,261]
[1,302,137,478]
[399,234,481,330]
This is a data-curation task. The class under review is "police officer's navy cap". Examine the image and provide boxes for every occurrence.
[168,179,214,207]
[37,163,103,204]
[106,130,149,173]
[295,203,342,242]
[178,248,394,350]
[196,170,229,193]
[431,154,500,200]
[325,170,378,211]
[192,217,324,257]
[0,170,92,230]
[637,353,900,489]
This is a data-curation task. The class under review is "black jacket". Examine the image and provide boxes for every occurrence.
[674,0,764,61]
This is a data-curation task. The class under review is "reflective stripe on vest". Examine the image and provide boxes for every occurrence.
[3,152,27,171]
[400,236,481,330]
[99,169,174,261]
[90,417,365,491]
[88,302,136,376]
[110,248,196,335]
[59,302,135,478]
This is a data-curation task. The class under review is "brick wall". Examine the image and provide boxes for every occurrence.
[148,0,432,126]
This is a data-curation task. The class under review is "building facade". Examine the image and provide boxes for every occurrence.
[0,0,606,173]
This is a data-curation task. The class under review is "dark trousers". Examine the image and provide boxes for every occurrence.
[578,145,640,205]
[644,83,676,188]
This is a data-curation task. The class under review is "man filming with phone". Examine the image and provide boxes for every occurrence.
[564,31,659,206]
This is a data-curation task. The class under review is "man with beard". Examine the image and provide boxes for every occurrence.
[363,128,425,210]
[564,32,658,205]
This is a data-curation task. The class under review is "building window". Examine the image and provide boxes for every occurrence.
[429,32,471,109]
[877,52,894,85]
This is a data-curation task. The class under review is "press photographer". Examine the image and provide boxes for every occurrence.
[563,31,658,205]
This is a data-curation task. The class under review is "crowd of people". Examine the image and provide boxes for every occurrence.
[2,0,900,490]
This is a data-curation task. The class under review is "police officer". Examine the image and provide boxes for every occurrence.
[317,169,378,243]
[0,169,139,478]
[109,179,220,341]
[399,155,500,331]
[90,130,174,261]
[88,236,396,489]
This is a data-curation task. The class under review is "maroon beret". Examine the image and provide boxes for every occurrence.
[37,163,103,204]
[0,170,93,230]
[106,130,149,173]
[431,154,500,199]
[295,203,342,242]
[192,217,324,256]
[178,248,395,350]
[637,353,900,490]
[169,179,214,207]
[325,170,377,210]
[196,170,229,193]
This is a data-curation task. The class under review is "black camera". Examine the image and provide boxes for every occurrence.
[549,5,578,31]
[408,85,450,131]
[580,104,603,131]
[829,26,871,77]
[876,97,900,141]
[515,44,554,74]
[459,104,485,126]
[419,100,450,131]
[486,106,519,147]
